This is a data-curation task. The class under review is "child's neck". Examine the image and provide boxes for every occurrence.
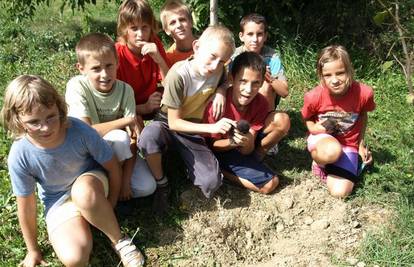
[126,43,143,58]
[175,36,195,52]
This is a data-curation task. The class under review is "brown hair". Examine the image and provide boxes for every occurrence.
[117,0,158,43]
[160,0,193,31]
[1,75,68,139]
[317,45,354,87]
[240,13,267,33]
[76,32,117,66]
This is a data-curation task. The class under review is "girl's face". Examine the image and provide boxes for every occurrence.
[126,21,152,54]
[19,104,65,149]
[321,59,350,97]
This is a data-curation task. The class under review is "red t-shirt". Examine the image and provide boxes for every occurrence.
[116,35,169,105]
[301,81,376,148]
[204,87,269,140]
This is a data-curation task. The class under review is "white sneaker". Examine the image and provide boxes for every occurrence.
[114,236,145,267]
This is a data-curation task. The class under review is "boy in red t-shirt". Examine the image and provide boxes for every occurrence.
[204,52,289,194]
[116,0,170,120]
[301,45,375,198]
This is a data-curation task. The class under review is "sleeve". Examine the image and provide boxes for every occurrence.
[8,144,36,197]
[79,121,114,164]
[65,76,92,119]
[361,85,376,112]
[161,66,185,109]
[301,90,317,120]
[268,55,286,80]
[122,83,137,118]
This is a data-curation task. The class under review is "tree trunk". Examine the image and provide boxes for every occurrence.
[210,0,218,25]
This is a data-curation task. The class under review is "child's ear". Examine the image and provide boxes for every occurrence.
[76,62,85,73]
[192,39,199,52]
[238,32,244,42]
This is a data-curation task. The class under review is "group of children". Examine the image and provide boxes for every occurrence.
[1,0,375,266]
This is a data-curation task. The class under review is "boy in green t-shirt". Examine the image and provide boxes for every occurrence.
[66,33,156,202]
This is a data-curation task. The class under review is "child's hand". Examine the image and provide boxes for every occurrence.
[212,92,225,120]
[20,250,47,267]
[119,179,133,201]
[138,41,162,63]
[264,67,274,84]
[145,91,162,113]
[211,118,235,134]
[231,129,250,147]
[359,142,373,165]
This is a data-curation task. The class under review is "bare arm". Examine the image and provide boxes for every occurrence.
[79,117,136,137]
[17,194,47,266]
[167,108,235,135]
[101,155,122,207]
[264,69,289,98]
[305,119,328,135]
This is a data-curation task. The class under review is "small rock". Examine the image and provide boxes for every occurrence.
[304,216,314,225]
[352,221,361,228]
[276,222,285,232]
[279,198,294,211]
[311,219,330,230]
[356,262,366,267]
[346,257,358,265]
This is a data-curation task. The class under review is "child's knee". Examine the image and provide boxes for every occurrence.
[131,175,157,198]
[266,112,290,136]
[71,177,102,209]
[104,130,132,161]
[199,173,222,198]
[327,179,354,198]
[313,140,342,164]
[58,245,91,267]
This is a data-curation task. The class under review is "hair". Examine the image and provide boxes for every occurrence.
[117,0,158,43]
[317,45,354,87]
[231,51,266,80]
[160,0,192,31]
[1,75,68,139]
[240,13,267,32]
[198,25,235,54]
[76,33,117,66]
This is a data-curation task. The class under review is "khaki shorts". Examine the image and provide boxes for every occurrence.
[46,170,109,234]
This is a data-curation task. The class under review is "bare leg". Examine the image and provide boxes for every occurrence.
[223,170,279,194]
[326,175,354,198]
[310,136,342,165]
[49,216,92,267]
[71,175,122,243]
[256,111,290,157]
[145,152,163,180]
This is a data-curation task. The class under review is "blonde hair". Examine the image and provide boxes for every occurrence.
[76,32,117,66]
[117,0,158,43]
[198,25,235,54]
[160,0,192,31]
[317,45,354,87]
[1,75,68,139]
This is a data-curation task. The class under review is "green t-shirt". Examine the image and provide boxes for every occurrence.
[65,75,135,124]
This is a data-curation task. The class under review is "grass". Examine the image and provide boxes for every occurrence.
[0,1,413,266]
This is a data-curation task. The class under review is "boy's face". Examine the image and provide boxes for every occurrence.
[192,39,233,78]
[19,104,63,149]
[239,22,267,54]
[164,10,193,42]
[232,67,263,110]
[77,52,117,93]
[126,21,152,52]
[321,59,349,97]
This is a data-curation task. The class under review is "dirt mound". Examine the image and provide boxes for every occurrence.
[156,173,390,266]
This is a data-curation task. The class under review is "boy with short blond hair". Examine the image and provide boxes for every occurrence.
[66,32,156,202]
[160,0,196,66]
[138,25,235,216]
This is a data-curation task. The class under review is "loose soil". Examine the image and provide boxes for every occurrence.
[144,171,390,267]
